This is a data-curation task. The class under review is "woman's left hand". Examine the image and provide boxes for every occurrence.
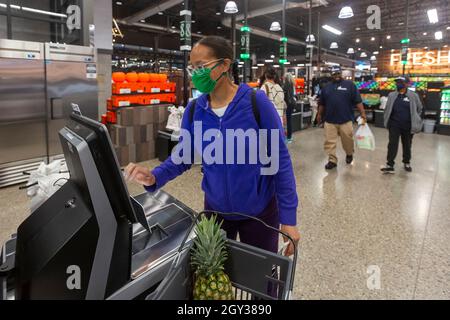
[280,225,300,257]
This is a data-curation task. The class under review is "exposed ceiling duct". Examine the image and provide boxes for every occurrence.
[124,0,184,24]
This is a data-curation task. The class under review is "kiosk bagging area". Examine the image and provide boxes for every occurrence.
[0,108,195,300]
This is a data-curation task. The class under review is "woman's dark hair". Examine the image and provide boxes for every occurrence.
[260,66,281,85]
[196,36,239,84]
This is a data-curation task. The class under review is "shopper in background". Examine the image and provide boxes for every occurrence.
[283,73,296,143]
[317,68,367,170]
[125,36,299,257]
[381,77,423,173]
[261,67,287,136]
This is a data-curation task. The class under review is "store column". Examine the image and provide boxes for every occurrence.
[82,0,113,118]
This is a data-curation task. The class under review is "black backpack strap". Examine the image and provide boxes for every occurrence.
[189,99,197,124]
[251,90,261,128]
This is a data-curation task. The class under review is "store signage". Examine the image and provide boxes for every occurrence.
[279,37,287,64]
[390,50,450,66]
[66,5,81,32]
[240,26,250,60]
[180,10,192,51]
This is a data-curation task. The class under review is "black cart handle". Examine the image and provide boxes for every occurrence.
[176,210,298,292]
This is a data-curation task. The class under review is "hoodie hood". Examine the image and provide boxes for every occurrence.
[196,84,254,113]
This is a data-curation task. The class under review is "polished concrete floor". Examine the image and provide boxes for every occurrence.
[1,126,449,300]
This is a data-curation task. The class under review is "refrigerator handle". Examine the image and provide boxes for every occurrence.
[50,97,63,119]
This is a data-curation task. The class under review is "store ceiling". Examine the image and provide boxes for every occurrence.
[113,0,450,61]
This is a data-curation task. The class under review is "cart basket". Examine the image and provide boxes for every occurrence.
[147,210,297,300]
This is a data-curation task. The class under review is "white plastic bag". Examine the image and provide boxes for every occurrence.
[166,106,185,132]
[26,160,69,213]
[355,124,376,151]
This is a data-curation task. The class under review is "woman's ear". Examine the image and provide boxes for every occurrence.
[223,59,232,73]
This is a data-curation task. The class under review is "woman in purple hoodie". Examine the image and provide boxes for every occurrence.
[125,36,299,256]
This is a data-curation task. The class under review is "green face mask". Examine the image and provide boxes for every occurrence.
[191,61,227,94]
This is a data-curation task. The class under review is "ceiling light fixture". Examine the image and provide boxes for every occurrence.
[370,55,376,61]
[224,1,239,14]
[330,42,338,49]
[371,37,375,41]
[322,24,342,35]
[257,63,265,67]
[355,38,360,43]
[265,59,274,63]
[339,6,354,19]
[423,32,427,36]
[435,31,443,40]
[270,21,281,32]
[427,8,438,24]
[373,51,379,55]
[306,34,316,42]
[347,48,355,54]
[360,52,367,58]
[386,35,391,39]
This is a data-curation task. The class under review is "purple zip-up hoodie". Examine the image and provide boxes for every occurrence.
[145,84,298,226]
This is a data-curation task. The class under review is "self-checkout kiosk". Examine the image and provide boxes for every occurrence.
[0,108,195,300]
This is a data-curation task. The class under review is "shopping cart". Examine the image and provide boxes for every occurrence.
[147,210,298,300]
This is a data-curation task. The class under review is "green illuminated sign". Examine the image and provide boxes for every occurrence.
[401,38,410,44]
[240,25,250,60]
[280,37,288,43]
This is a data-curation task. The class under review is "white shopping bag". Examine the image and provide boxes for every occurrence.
[26,160,70,213]
[166,106,185,132]
[355,124,376,151]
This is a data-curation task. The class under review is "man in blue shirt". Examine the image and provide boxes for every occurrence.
[317,68,367,170]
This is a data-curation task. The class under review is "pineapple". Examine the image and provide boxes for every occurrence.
[191,215,234,300]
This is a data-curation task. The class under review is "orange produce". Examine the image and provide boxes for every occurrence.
[126,72,138,83]
[112,72,126,83]
[138,73,150,83]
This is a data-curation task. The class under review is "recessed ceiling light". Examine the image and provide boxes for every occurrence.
[435,31,443,40]
[373,51,379,55]
[273,65,280,68]
[386,35,391,39]
[158,12,163,15]
[355,27,361,31]
[358,47,361,51]
[257,63,265,67]
[423,32,427,35]
[270,55,275,59]
[379,45,383,49]
[447,26,450,30]
[371,37,375,41]
[391,49,395,52]
[424,46,428,49]
[251,66,258,69]
[265,59,274,63]
[197,31,202,34]
[355,38,360,43]
[116,1,122,5]
[140,20,145,23]
[444,45,448,48]
[217,25,222,29]
[398,22,404,25]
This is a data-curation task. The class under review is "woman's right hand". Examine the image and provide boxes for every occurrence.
[124,163,156,187]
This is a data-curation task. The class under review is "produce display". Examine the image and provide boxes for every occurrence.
[191,216,234,300]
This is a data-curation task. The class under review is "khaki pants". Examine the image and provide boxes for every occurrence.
[324,121,354,164]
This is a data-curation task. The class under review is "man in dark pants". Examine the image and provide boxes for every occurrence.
[381,77,423,173]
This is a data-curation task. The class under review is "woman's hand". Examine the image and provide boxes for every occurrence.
[124,163,156,187]
[280,225,300,257]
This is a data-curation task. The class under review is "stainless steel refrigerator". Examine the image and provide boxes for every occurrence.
[0,40,98,187]
[44,43,98,158]
[0,40,47,187]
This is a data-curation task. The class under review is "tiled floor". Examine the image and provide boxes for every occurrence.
[1,126,449,299]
